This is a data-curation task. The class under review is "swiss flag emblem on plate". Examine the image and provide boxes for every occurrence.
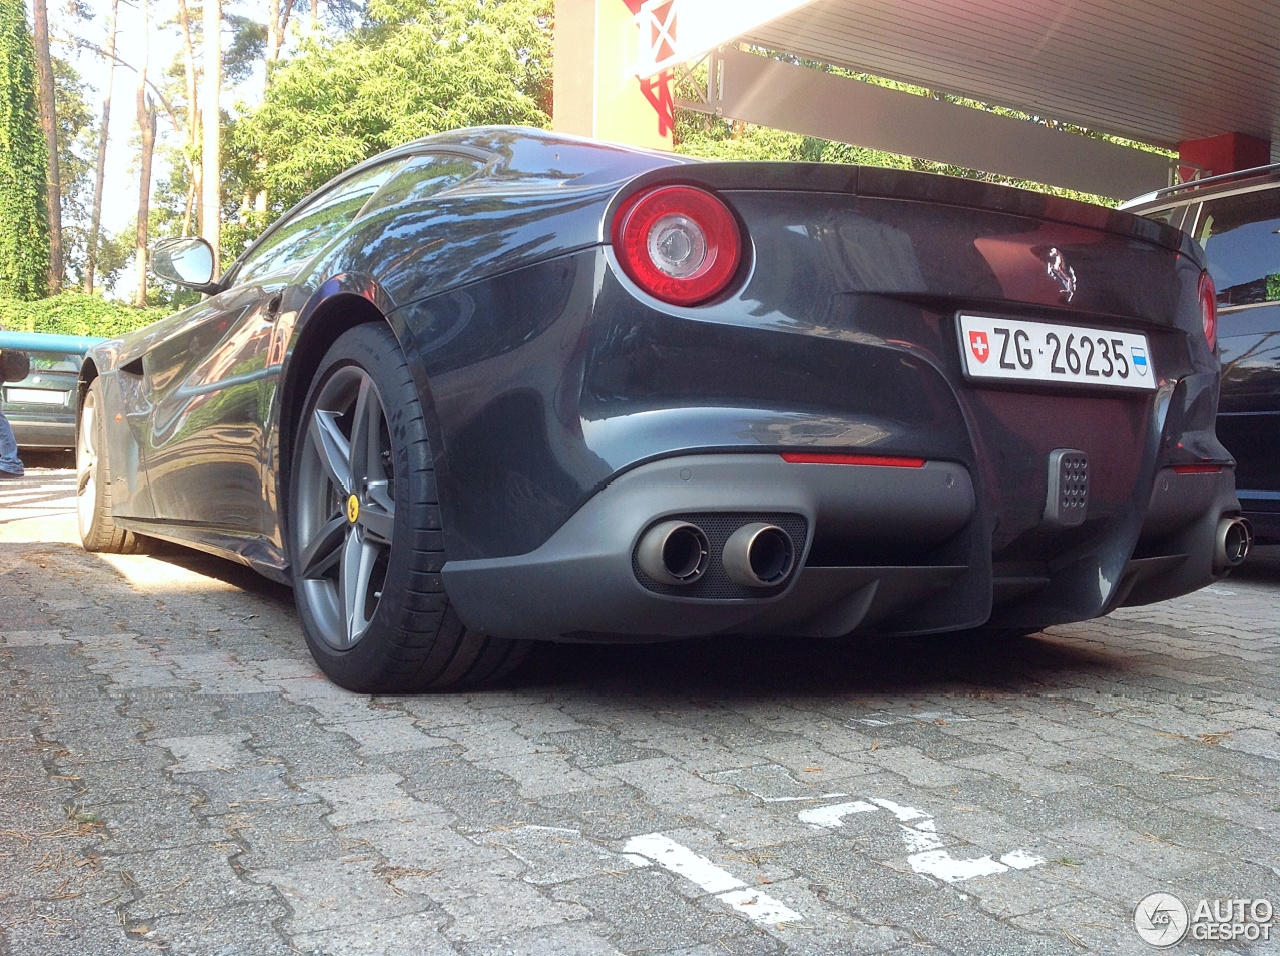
[968,330,990,363]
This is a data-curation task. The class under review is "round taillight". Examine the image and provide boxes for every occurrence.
[1198,270,1217,352]
[611,185,742,305]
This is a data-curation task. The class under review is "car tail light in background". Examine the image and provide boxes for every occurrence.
[1198,270,1217,351]
[611,185,742,305]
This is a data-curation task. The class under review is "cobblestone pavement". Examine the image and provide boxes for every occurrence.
[2,455,1278,956]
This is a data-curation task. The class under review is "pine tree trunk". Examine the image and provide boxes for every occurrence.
[133,0,152,308]
[32,0,62,293]
[84,0,119,294]
[202,0,221,274]
[176,0,200,236]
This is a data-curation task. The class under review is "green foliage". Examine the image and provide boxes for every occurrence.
[237,0,553,215]
[0,292,167,337]
[0,0,50,300]
[53,55,99,288]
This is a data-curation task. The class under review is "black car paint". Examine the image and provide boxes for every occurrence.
[81,126,1237,641]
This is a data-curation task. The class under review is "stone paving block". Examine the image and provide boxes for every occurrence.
[296,773,450,827]
[543,868,768,954]
[1043,818,1221,875]
[543,728,664,769]
[1005,898,1153,956]
[729,744,880,787]
[179,764,316,816]
[254,857,436,932]
[862,745,986,788]
[457,922,626,956]
[478,824,623,886]
[344,818,508,872]
[537,786,689,841]
[141,900,296,956]
[413,867,591,944]
[0,897,160,956]
[481,750,624,799]
[856,886,1080,955]
[150,732,254,773]
[949,752,1088,795]
[738,876,912,954]
[592,757,742,808]
[220,802,350,869]
[291,910,460,956]
[114,842,277,920]
[327,715,454,755]
[258,729,372,780]
[88,797,211,854]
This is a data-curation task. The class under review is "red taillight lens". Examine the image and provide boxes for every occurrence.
[1198,270,1217,352]
[611,185,742,305]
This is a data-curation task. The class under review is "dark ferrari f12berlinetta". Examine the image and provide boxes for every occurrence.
[76,127,1251,691]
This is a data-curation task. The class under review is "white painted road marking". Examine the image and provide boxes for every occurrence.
[622,833,804,924]
[797,800,877,827]
[800,798,1046,884]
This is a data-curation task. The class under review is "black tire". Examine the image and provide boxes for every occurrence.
[76,377,147,554]
[288,323,530,693]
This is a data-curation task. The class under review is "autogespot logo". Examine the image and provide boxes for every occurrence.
[1134,892,1190,947]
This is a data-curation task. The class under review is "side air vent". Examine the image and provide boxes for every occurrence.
[1043,449,1088,528]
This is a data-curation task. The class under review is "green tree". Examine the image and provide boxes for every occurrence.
[0,0,50,300]
[237,0,552,217]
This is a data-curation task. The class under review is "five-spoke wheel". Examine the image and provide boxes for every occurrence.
[289,324,529,692]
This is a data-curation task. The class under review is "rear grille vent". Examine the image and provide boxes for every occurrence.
[1043,449,1088,528]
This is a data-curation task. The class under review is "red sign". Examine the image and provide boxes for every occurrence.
[969,330,990,362]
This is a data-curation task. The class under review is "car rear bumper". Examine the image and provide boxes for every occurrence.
[8,417,76,449]
[441,453,1241,641]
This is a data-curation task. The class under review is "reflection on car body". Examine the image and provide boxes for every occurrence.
[75,126,1248,693]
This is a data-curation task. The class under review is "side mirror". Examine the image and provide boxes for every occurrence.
[151,237,220,293]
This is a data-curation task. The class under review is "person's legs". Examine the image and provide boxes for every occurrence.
[0,411,25,476]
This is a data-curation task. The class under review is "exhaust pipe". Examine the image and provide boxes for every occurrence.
[636,520,710,585]
[1214,516,1253,571]
[723,523,796,588]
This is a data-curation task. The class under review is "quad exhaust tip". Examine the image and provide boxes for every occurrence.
[1214,516,1253,571]
[723,522,796,588]
[636,520,711,585]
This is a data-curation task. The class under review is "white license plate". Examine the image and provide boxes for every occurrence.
[958,315,1155,390]
[5,387,67,406]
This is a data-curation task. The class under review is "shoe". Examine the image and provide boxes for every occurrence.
[0,470,23,479]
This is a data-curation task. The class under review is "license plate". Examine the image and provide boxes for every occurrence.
[958,315,1155,390]
[5,387,67,406]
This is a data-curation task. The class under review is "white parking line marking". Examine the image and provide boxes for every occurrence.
[622,833,803,924]
[800,798,1046,884]
[797,800,877,827]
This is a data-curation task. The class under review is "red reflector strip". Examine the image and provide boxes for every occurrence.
[1172,464,1223,475]
[780,452,927,468]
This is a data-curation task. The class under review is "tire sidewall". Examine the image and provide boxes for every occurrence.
[288,324,434,685]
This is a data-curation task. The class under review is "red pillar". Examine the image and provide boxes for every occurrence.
[1177,132,1271,181]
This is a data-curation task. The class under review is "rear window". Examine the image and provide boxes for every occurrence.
[28,352,81,373]
[1195,189,1280,308]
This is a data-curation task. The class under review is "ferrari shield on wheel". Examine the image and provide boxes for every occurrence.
[289,323,529,692]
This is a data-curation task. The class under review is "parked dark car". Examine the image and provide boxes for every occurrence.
[2,350,82,449]
[76,126,1249,693]
[1123,166,1280,543]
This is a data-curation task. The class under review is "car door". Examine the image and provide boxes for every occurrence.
[1192,187,1280,498]
[141,161,403,535]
